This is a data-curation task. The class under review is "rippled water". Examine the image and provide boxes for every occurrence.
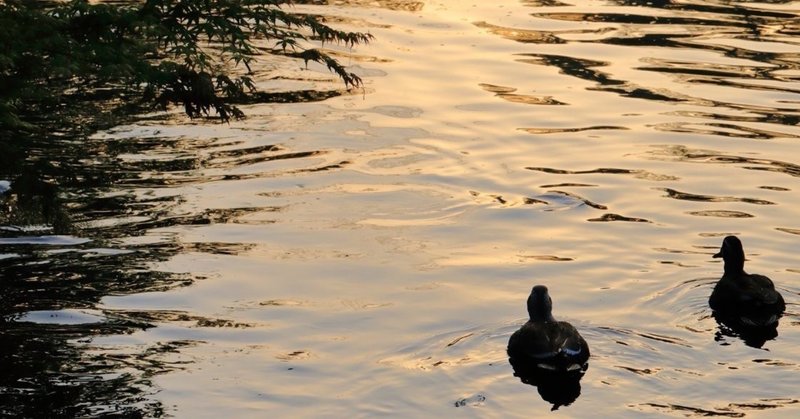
[3,0,800,417]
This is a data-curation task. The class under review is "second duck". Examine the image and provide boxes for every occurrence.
[710,235,785,327]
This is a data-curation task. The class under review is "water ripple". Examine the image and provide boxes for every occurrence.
[587,213,652,223]
[479,83,567,105]
[598,326,693,349]
[659,188,775,205]
[647,145,800,178]
[527,166,678,181]
[520,125,629,134]
[687,210,754,218]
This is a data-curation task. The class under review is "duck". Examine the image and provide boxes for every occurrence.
[507,285,589,373]
[709,235,785,327]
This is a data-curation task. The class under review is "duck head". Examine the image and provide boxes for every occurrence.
[527,285,555,322]
[713,235,745,273]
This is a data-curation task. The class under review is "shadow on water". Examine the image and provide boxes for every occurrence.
[0,0,397,412]
[0,137,170,415]
[0,320,195,418]
[0,129,258,416]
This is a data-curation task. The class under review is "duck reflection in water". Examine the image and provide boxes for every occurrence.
[507,285,589,410]
[713,311,778,349]
[709,236,785,348]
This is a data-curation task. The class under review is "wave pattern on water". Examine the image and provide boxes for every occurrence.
[4,0,800,417]
[482,0,800,139]
[648,145,800,177]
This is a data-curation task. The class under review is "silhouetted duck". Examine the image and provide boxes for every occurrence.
[710,236,785,327]
[507,285,589,373]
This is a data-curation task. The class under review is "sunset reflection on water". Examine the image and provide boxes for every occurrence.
[2,0,800,416]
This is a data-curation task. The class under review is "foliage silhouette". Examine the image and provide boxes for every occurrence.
[0,0,372,130]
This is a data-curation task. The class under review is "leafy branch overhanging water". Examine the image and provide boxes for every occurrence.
[0,0,372,131]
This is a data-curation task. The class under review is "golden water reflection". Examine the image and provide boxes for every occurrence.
[3,0,800,417]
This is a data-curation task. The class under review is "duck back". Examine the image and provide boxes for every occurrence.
[710,273,785,326]
[508,320,589,371]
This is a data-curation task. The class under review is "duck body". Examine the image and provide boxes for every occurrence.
[507,319,590,372]
[507,285,589,373]
[709,236,785,327]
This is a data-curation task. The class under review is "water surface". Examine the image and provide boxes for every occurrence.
[2,0,800,417]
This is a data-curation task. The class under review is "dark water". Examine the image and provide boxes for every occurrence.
[2,0,800,417]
